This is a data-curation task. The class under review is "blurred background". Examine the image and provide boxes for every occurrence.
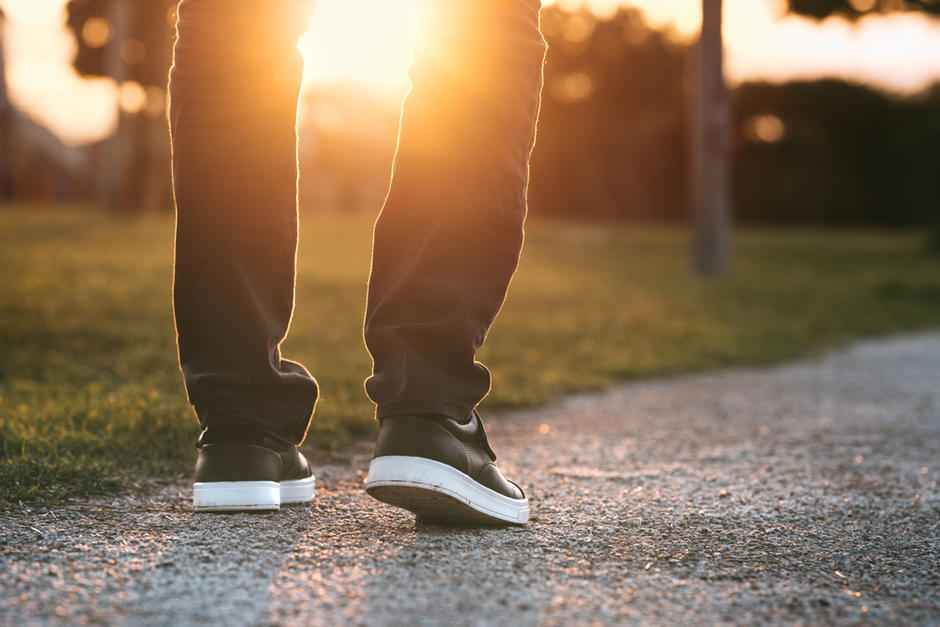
[2,0,939,228]
[3,0,940,499]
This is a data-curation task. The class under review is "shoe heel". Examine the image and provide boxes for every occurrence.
[193,481,280,512]
[280,476,316,505]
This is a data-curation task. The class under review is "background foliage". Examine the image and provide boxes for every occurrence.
[57,3,940,226]
[530,7,940,225]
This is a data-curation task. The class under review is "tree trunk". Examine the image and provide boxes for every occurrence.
[690,0,731,275]
[141,16,173,214]
[100,0,130,210]
[141,113,171,212]
[0,10,13,201]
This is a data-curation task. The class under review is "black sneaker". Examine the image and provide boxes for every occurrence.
[365,410,528,525]
[192,423,315,512]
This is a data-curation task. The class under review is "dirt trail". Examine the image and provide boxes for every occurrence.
[2,334,938,625]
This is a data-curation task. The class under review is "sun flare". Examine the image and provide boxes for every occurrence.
[3,0,940,145]
[298,0,419,87]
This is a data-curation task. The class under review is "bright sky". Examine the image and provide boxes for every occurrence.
[3,0,940,145]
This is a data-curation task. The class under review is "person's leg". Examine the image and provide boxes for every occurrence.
[170,0,317,445]
[169,0,317,510]
[363,0,546,524]
[364,0,546,420]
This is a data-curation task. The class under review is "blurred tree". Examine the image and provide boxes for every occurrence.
[530,7,690,221]
[0,7,11,199]
[787,0,940,19]
[65,0,176,211]
[532,3,731,275]
[67,0,177,86]
[531,4,940,230]
[786,0,940,247]
[734,80,899,223]
[734,80,940,226]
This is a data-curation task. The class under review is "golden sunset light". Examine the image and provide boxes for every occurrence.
[4,0,940,616]
[2,0,940,144]
[299,0,417,86]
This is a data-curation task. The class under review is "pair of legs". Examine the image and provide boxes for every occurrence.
[170,0,546,521]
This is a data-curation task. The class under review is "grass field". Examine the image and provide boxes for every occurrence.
[3,207,940,501]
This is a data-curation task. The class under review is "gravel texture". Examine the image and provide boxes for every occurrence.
[2,333,938,625]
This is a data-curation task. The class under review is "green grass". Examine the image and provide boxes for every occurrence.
[3,207,940,501]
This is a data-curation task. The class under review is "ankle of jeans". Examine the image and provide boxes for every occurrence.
[375,399,475,423]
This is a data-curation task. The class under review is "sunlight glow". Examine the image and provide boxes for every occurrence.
[299,0,418,86]
[3,0,940,145]
[2,0,117,144]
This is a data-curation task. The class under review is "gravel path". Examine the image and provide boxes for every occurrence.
[2,334,938,625]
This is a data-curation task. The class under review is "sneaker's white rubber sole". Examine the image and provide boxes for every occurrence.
[365,456,529,525]
[281,476,316,505]
[193,481,280,512]
[192,476,315,512]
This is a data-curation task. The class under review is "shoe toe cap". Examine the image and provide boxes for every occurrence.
[478,463,525,500]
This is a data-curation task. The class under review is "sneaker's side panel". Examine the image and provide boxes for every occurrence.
[193,481,280,512]
[365,456,529,525]
[280,476,316,505]
[195,444,282,482]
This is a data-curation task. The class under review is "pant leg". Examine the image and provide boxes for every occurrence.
[169,0,317,443]
[364,0,547,421]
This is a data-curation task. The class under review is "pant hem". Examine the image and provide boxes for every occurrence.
[375,399,475,422]
[196,402,315,447]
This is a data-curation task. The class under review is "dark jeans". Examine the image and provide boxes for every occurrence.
[169,0,546,444]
